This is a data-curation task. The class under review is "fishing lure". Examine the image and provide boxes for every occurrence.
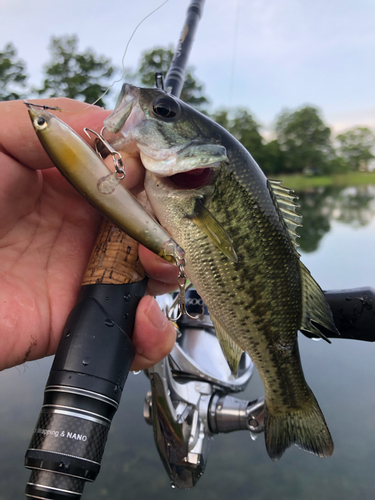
[25,102,184,265]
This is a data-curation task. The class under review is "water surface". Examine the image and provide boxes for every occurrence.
[1,185,375,500]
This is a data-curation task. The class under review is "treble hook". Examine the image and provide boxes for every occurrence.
[167,261,205,321]
[84,127,125,180]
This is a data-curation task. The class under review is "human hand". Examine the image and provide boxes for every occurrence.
[0,98,178,371]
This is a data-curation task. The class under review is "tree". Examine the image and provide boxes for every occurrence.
[36,35,116,108]
[261,140,286,176]
[275,106,334,174]
[336,127,375,171]
[0,43,28,101]
[228,108,264,157]
[130,46,209,111]
[211,109,231,130]
[212,107,266,165]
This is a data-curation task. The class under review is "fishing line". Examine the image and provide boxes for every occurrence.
[228,0,241,107]
[88,0,170,107]
[50,0,169,114]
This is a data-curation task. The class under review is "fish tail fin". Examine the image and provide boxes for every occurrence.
[264,390,334,461]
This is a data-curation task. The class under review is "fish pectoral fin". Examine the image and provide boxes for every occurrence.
[177,142,228,170]
[210,313,243,377]
[191,200,238,263]
[299,261,340,343]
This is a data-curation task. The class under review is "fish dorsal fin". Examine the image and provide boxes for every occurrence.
[210,312,244,377]
[268,179,302,251]
[299,261,339,343]
[268,180,338,342]
[191,200,238,263]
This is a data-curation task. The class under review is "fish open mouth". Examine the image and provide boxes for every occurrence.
[169,168,213,189]
[103,83,217,190]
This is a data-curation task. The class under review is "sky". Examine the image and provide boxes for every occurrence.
[1,0,374,136]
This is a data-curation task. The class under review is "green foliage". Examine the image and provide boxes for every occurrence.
[275,106,334,174]
[212,107,266,164]
[2,38,374,177]
[135,46,173,87]
[131,46,209,111]
[36,35,116,108]
[212,109,285,176]
[336,127,375,171]
[0,43,28,101]
[226,108,263,154]
[297,189,332,253]
[261,140,286,176]
[211,109,231,130]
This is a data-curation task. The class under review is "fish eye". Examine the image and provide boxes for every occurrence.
[33,115,48,130]
[152,97,180,120]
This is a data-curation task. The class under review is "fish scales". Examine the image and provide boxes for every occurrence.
[104,84,338,460]
[154,165,305,406]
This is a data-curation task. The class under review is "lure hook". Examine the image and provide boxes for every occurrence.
[84,127,125,179]
[167,261,205,321]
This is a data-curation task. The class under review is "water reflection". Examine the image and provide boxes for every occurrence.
[298,185,375,253]
[1,184,375,500]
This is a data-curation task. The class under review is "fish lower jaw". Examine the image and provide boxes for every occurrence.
[139,145,221,178]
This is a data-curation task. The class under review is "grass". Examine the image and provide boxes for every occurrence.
[276,171,375,191]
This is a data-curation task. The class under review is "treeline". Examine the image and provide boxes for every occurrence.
[1,37,374,175]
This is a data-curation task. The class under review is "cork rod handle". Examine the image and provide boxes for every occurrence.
[82,218,146,286]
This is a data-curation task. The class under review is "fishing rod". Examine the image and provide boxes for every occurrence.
[24,1,205,499]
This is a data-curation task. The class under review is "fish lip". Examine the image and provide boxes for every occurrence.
[137,141,190,173]
[138,142,222,177]
[104,83,140,134]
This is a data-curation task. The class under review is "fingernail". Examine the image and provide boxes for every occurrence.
[146,299,168,330]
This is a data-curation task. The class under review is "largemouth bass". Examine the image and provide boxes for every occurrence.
[104,84,338,461]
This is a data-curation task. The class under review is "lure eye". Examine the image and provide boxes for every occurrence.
[152,97,180,120]
[33,115,48,130]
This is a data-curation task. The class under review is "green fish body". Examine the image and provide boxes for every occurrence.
[104,84,338,460]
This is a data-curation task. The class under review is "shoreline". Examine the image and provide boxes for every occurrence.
[277,172,375,191]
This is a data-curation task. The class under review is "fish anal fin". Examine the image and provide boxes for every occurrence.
[299,261,339,342]
[264,388,334,461]
[210,313,243,377]
[191,200,238,263]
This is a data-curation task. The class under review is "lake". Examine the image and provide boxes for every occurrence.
[1,184,375,500]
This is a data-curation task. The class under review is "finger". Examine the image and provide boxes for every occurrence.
[0,98,109,171]
[139,246,180,296]
[130,295,176,371]
[146,278,179,297]
[103,153,145,194]
[139,245,179,285]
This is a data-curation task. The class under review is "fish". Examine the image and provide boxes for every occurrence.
[25,102,184,265]
[104,83,339,461]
